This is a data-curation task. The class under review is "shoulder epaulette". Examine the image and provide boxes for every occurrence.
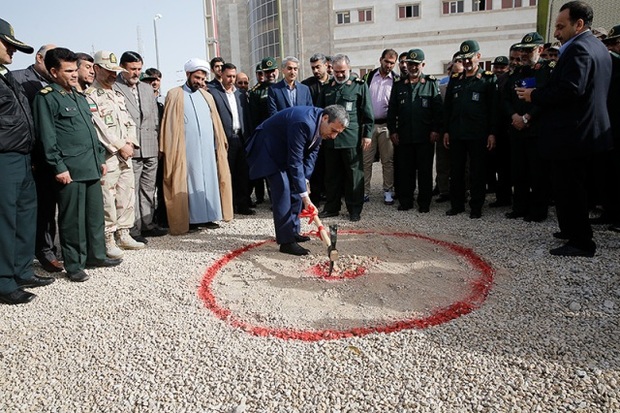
[84,86,96,95]
[393,74,401,83]
[548,61,557,69]
[451,73,460,78]
[484,71,493,76]
[39,86,53,95]
[355,77,365,84]
[426,75,437,81]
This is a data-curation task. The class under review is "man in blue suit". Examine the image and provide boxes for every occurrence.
[208,63,254,215]
[246,105,349,255]
[268,56,313,117]
[517,0,612,257]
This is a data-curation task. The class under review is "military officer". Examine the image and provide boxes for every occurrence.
[387,48,443,213]
[85,50,143,259]
[443,40,499,219]
[318,54,374,222]
[504,32,554,223]
[34,48,122,282]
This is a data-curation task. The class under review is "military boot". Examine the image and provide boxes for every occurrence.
[116,228,146,250]
[105,232,124,259]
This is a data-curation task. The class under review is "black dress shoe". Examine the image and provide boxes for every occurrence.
[142,227,168,237]
[67,270,90,282]
[349,213,361,222]
[524,214,547,223]
[469,211,482,219]
[86,258,123,268]
[39,258,64,273]
[294,234,311,243]
[236,208,257,215]
[318,210,339,218]
[203,222,220,229]
[0,289,36,305]
[446,207,465,216]
[17,275,55,289]
[132,235,149,244]
[553,231,569,240]
[398,205,412,211]
[435,194,450,203]
[549,244,595,258]
[505,211,526,219]
[280,242,309,256]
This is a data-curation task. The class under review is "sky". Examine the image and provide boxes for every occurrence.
[3,0,210,93]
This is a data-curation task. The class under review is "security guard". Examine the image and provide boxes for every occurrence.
[33,48,122,282]
[248,57,279,204]
[504,32,554,223]
[443,40,498,219]
[387,48,443,213]
[318,54,374,221]
[85,50,143,259]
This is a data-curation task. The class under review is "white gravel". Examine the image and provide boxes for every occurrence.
[1,165,619,412]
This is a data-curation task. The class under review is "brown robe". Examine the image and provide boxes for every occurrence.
[159,86,233,235]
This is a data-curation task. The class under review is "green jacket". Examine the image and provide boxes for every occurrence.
[33,83,105,181]
[319,75,374,149]
[387,74,443,144]
[248,82,271,131]
[444,68,499,140]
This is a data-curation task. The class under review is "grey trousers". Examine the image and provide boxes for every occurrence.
[131,156,158,235]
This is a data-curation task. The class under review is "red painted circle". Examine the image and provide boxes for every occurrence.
[198,230,494,341]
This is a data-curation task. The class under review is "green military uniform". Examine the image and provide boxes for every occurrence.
[248,82,271,131]
[444,63,499,215]
[33,83,107,274]
[387,73,443,211]
[504,55,554,221]
[319,75,374,218]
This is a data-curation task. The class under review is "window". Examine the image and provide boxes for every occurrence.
[398,4,421,19]
[502,0,536,8]
[442,1,464,14]
[336,11,351,25]
[472,0,492,11]
[358,8,373,22]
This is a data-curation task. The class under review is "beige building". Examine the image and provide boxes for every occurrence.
[213,0,538,79]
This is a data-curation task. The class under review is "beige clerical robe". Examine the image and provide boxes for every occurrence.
[159,87,233,235]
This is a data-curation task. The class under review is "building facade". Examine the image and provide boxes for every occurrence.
[214,0,537,79]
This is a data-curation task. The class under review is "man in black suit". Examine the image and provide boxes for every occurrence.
[208,63,254,215]
[517,1,612,257]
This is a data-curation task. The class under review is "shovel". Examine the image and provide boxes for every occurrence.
[300,207,339,276]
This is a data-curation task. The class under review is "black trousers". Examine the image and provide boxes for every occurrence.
[227,136,251,211]
[33,164,58,262]
[449,138,487,212]
[0,153,37,294]
[510,133,549,218]
[396,142,434,209]
[552,157,595,251]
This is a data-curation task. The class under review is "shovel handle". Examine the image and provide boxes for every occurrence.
[311,215,332,248]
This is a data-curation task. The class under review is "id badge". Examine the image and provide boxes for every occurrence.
[345,101,353,111]
[471,92,480,102]
[421,98,429,108]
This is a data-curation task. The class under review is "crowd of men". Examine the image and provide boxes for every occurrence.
[0,0,618,305]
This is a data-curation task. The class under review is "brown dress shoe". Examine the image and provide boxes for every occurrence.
[39,259,64,273]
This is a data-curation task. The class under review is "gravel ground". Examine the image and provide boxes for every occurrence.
[1,166,619,413]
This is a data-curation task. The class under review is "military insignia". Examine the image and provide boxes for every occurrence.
[484,71,493,76]
[97,88,105,96]
[345,101,353,111]
[89,103,97,113]
[64,106,77,112]
[39,86,52,95]
[549,61,556,68]
[355,78,364,84]
[462,44,470,53]
[472,92,480,102]
[451,73,459,78]
[104,114,114,125]
[410,51,417,59]
[9,26,14,36]
[109,53,118,63]
[427,75,436,81]
[524,35,533,43]
[266,60,273,68]
[421,98,429,108]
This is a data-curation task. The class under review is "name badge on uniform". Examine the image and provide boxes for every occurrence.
[104,114,114,126]
[471,92,480,102]
[421,98,429,108]
[400,99,405,104]
[345,101,353,111]
[65,106,77,112]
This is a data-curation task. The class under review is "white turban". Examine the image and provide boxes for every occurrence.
[184,58,210,75]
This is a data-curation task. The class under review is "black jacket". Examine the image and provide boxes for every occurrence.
[0,70,35,154]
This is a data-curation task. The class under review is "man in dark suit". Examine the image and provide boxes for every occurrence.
[208,63,254,215]
[245,105,349,256]
[115,51,167,243]
[517,1,612,257]
[267,56,313,116]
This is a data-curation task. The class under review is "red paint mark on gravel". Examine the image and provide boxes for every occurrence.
[307,261,368,280]
[198,230,494,341]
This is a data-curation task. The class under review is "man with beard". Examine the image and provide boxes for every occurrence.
[504,33,554,223]
[318,54,374,222]
[34,47,121,283]
[517,1,612,257]
[443,40,498,219]
[115,51,167,243]
[388,48,443,213]
[85,51,144,258]
[159,58,233,235]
